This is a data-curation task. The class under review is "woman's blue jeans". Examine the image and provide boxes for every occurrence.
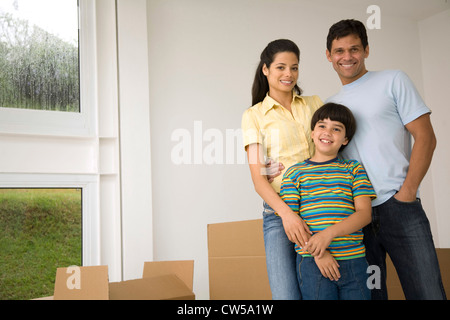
[297,255,371,300]
[262,202,301,300]
[363,195,447,300]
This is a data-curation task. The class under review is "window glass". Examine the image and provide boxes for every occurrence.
[0,0,79,112]
[0,188,82,300]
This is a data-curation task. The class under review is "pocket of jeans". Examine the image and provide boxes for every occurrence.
[391,194,420,205]
[262,202,275,216]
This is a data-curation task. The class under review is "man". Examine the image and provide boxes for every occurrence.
[325,19,446,300]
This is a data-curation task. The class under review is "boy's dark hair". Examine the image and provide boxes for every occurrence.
[326,19,368,52]
[311,103,356,151]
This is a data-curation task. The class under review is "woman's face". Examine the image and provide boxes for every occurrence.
[262,51,299,96]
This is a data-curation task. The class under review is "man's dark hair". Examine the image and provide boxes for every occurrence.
[326,19,368,52]
[311,102,356,151]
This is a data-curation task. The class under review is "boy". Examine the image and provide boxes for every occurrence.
[279,103,376,300]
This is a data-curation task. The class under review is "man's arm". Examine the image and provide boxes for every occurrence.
[395,113,436,202]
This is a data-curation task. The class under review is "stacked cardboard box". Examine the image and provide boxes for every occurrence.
[207,219,271,300]
[207,219,450,300]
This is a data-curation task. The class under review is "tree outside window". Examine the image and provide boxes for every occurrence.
[0,0,79,112]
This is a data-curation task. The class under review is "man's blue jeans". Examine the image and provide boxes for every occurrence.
[262,202,301,300]
[363,195,447,300]
[297,255,371,300]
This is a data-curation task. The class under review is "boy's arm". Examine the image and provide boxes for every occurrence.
[304,195,372,258]
[314,251,340,281]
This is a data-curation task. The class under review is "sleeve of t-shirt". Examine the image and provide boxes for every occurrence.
[241,108,262,150]
[279,170,301,215]
[351,162,377,200]
[392,70,431,126]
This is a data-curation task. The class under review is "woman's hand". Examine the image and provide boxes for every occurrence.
[280,211,312,248]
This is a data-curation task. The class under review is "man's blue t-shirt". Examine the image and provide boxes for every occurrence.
[327,70,430,206]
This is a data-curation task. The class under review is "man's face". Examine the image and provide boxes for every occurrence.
[326,34,369,85]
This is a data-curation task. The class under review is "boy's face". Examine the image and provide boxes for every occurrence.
[311,118,348,161]
[326,34,369,85]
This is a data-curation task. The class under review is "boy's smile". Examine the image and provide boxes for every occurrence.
[310,118,348,162]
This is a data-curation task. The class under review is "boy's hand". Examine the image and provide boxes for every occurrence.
[265,158,284,183]
[314,251,340,281]
[304,229,334,259]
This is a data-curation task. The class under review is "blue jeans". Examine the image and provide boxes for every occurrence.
[363,195,447,300]
[297,255,371,300]
[262,202,301,300]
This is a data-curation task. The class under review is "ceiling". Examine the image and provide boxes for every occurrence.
[309,0,450,20]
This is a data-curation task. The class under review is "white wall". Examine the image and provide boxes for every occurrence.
[1,0,448,301]
[146,0,450,299]
[419,9,450,248]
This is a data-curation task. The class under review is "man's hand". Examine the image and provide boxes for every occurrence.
[393,189,417,203]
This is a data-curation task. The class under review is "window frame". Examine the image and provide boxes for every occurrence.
[0,173,100,266]
[0,0,97,137]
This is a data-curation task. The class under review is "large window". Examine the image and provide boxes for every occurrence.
[0,0,96,137]
[0,0,79,113]
[0,0,100,299]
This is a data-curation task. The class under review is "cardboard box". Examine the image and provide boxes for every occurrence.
[54,265,109,300]
[207,218,449,300]
[207,219,271,300]
[47,260,195,300]
[109,260,195,300]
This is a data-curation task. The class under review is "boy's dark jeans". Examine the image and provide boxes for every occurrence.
[363,195,447,300]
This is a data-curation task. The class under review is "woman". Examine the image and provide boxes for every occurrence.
[241,39,323,299]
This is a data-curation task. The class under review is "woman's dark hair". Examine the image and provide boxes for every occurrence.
[251,39,302,106]
[311,102,356,151]
[326,19,368,52]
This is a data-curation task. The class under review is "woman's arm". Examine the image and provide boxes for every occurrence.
[246,143,311,247]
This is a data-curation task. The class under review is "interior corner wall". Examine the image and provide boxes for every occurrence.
[419,9,450,248]
[116,0,154,281]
